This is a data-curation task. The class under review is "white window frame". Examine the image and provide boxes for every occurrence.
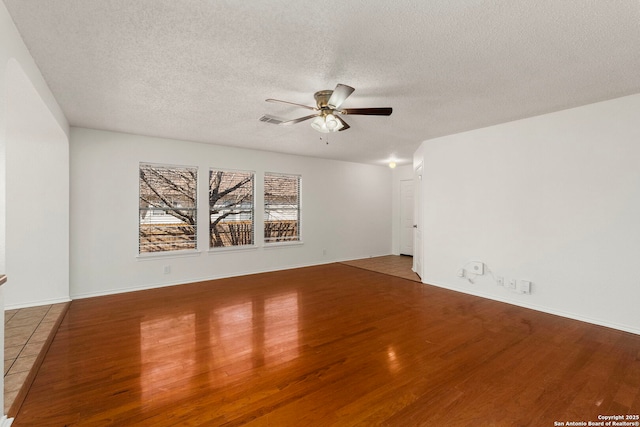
[264,172,301,245]
[138,163,198,255]
[209,168,256,249]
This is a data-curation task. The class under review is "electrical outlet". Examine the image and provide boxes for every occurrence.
[508,279,516,290]
[496,276,504,287]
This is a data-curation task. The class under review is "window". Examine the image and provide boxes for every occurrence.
[264,173,300,243]
[209,170,254,247]
[139,164,197,253]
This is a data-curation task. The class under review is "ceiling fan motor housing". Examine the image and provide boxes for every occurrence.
[312,90,342,132]
[314,90,334,110]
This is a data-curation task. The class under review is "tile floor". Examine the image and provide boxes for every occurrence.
[4,303,68,414]
[341,254,421,282]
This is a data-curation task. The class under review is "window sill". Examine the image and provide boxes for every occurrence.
[208,245,258,254]
[264,241,304,249]
[137,250,201,261]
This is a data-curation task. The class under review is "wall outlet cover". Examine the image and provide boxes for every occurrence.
[518,280,532,294]
[466,261,484,275]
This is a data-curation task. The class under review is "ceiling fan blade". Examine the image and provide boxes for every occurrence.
[336,116,350,131]
[281,113,319,125]
[266,98,317,111]
[327,84,355,109]
[340,107,393,116]
[259,113,319,126]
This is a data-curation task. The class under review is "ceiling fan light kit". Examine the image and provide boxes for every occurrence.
[311,113,343,133]
[260,84,392,134]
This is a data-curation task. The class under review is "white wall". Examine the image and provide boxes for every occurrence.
[0,3,68,140]
[4,60,70,308]
[1,2,70,311]
[1,1,69,284]
[70,127,392,298]
[416,94,640,335]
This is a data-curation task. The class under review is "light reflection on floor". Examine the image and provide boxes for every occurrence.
[140,291,299,400]
[140,313,196,404]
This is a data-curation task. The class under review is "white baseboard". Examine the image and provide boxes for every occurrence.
[0,415,14,426]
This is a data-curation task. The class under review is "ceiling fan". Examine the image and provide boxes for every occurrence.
[259,84,392,133]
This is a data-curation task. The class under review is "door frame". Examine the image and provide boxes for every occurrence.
[413,163,423,279]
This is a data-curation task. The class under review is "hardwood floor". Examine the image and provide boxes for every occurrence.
[341,255,420,282]
[14,263,640,426]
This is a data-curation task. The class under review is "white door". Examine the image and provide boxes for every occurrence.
[413,164,423,279]
[400,180,414,256]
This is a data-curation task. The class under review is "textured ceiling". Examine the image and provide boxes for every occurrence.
[4,0,640,166]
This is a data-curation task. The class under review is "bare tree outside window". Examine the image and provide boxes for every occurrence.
[139,166,296,251]
[264,173,300,243]
[139,164,197,253]
[209,170,254,247]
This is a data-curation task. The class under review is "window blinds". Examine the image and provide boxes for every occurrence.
[264,173,300,243]
[139,163,198,253]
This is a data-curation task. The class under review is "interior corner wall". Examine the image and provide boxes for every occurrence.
[417,94,640,335]
[69,127,392,298]
[5,60,70,308]
[1,1,71,310]
[0,3,69,139]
